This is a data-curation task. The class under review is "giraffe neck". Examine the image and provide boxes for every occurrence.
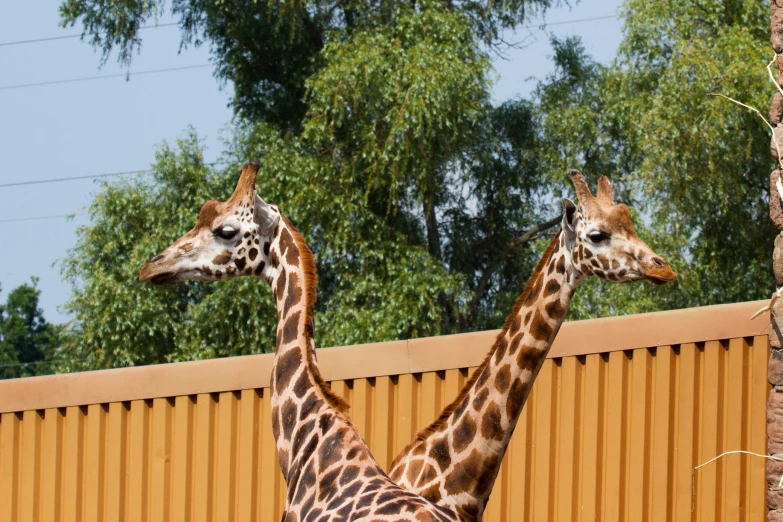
[388,230,582,520]
[266,217,348,481]
[264,218,465,521]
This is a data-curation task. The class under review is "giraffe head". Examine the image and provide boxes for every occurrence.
[562,170,676,285]
[139,162,280,285]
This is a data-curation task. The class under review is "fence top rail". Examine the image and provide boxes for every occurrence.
[0,300,769,413]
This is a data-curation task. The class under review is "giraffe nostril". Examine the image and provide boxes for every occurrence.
[149,254,165,263]
[651,256,666,267]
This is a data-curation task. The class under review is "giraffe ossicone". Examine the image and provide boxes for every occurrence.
[140,163,462,522]
[386,169,676,521]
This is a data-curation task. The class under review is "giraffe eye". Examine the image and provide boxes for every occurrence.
[215,226,237,240]
[588,231,610,243]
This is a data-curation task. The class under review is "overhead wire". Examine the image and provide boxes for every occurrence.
[0,63,212,91]
[0,15,619,49]
[0,162,220,223]
[0,15,617,92]
[0,213,86,224]
[0,22,178,47]
[0,169,151,188]
[0,14,619,223]
[518,14,617,30]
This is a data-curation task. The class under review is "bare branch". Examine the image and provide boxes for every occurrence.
[462,214,562,324]
[768,54,783,98]
[709,92,783,170]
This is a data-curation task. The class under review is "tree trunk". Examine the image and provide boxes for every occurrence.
[768,4,783,519]
[423,187,442,262]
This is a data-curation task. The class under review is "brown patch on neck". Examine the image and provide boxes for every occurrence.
[389,230,563,471]
[280,215,349,413]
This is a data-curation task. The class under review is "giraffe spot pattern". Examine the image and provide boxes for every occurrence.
[493,337,507,365]
[212,251,231,265]
[543,279,560,297]
[523,276,543,306]
[530,309,553,341]
[545,298,565,318]
[283,311,300,345]
[517,346,542,372]
[281,398,297,441]
[507,378,529,419]
[481,402,503,441]
[508,333,523,355]
[279,228,300,266]
[429,437,452,471]
[299,394,319,420]
[276,270,286,302]
[275,348,301,395]
[444,450,482,495]
[291,419,316,457]
[495,364,511,393]
[406,460,424,485]
[319,428,346,473]
[510,314,521,335]
[419,464,438,484]
[422,483,442,503]
[556,255,566,274]
[472,388,489,411]
[452,414,477,453]
[285,272,303,317]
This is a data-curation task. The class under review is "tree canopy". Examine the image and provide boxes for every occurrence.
[54,0,777,369]
[0,279,61,379]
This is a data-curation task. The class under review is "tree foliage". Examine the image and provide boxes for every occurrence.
[59,0,553,127]
[0,279,61,379]
[533,1,775,318]
[56,0,779,369]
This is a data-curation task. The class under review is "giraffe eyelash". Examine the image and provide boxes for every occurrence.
[214,226,238,240]
[588,231,610,243]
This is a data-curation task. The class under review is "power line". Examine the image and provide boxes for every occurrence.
[0,213,86,224]
[0,14,617,50]
[0,15,616,92]
[0,22,178,47]
[0,63,211,91]
[518,14,617,31]
[0,169,151,189]
[0,161,218,189]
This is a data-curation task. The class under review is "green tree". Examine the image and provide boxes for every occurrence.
[531,1,774,318]
[0,278,61,379]
[59,0,554,128]
[56,0,776,370]
[57,0,570,369]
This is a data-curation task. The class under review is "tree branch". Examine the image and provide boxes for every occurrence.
[462,213,562,324]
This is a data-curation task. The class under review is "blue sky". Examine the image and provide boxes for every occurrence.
[0,0,623,324]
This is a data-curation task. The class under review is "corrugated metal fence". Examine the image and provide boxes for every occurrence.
[0,301,772,521]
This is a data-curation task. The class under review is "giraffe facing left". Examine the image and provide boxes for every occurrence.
[139,162,462,522]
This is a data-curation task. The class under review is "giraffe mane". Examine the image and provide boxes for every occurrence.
[282,215,350,413]
[388,229,563,471]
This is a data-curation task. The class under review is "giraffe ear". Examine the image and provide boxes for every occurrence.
[562,198,577,246]
[254,195,279,235]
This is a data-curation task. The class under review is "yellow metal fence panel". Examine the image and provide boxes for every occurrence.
[0,334,770,522]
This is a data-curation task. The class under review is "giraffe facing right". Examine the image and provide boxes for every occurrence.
[387,170,677,521]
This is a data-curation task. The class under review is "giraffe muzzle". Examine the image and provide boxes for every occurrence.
[642,259,677,285]
[139,256,178,285]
